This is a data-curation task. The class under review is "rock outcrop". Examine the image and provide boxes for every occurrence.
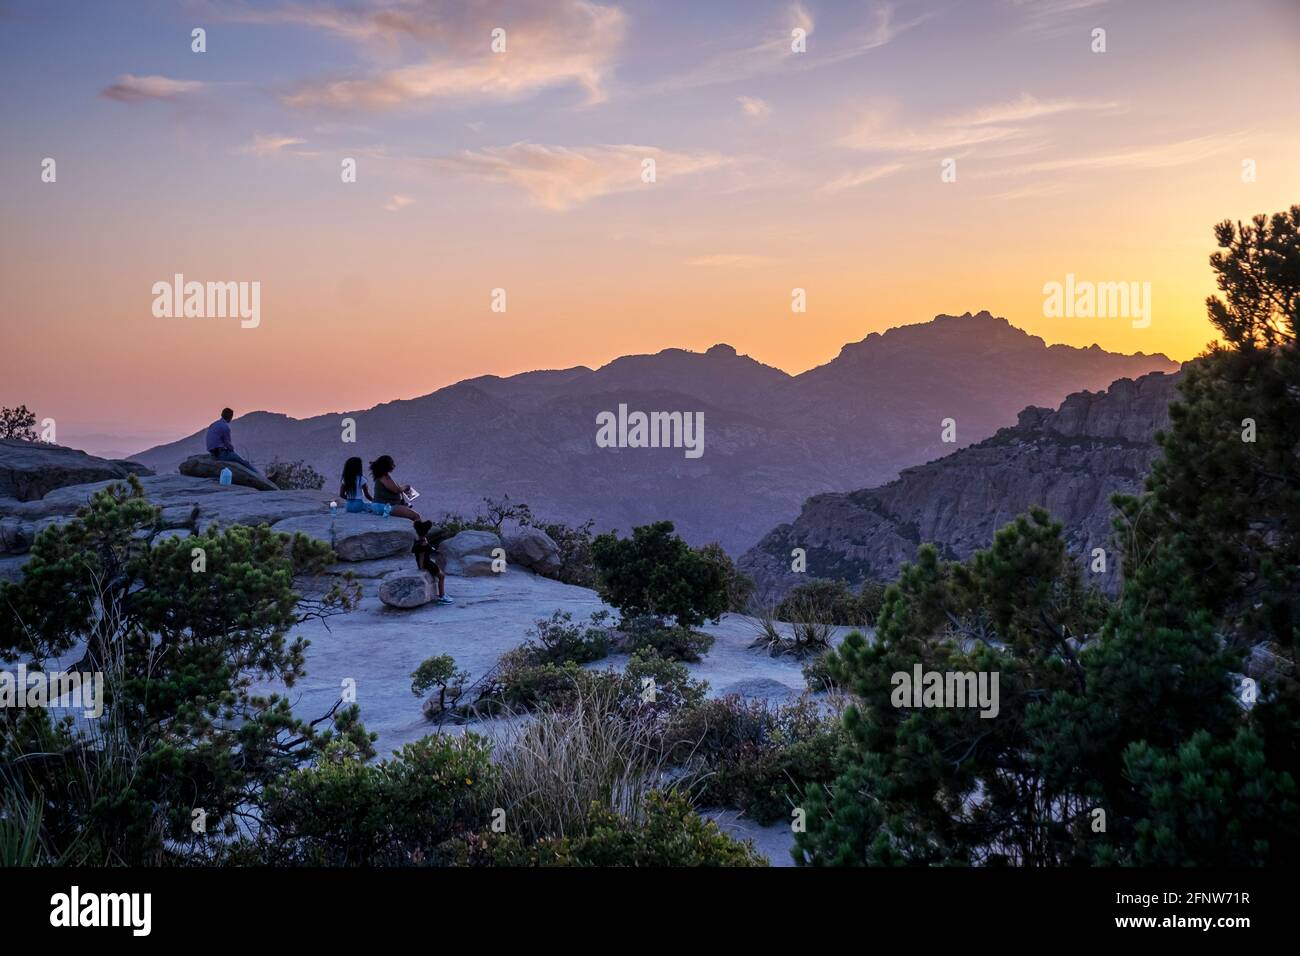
[0,438,151,502]
[739,369,1183,600]
[379,569,438,608]
[271,514,414,561]
[437,530,503,577]
[0,474,327,570]
[179,453,279,491]
[502,526,561,576]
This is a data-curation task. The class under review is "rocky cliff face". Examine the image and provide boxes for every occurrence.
[738,368,1183,601]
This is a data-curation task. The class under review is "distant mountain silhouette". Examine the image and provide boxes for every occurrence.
[132,312,1177,552]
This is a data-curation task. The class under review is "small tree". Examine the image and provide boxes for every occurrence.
[591,521,728,629]
[264,458,326,490]
[0,405,38,441]
[475,495,534,531]
[411,655,470,713]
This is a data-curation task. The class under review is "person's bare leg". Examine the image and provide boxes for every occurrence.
[435,570,446,597]
[390,505,421,521]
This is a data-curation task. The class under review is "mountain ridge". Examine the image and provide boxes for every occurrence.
[132,312,1178,552]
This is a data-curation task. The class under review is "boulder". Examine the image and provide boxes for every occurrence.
[437,530,503,577]
[272,513,414,561]
[179,454,279,491]
[379,569,438,609]
[0,517,34,555]
[502,526,561,576]
[0,438,152,502]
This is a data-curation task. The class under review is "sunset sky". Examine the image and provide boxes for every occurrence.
[1,0,1298,456]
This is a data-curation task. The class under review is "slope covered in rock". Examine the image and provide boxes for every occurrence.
[739,368,1182,600]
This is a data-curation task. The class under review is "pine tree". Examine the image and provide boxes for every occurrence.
[797,206,1300,866]
[0,477,372,863]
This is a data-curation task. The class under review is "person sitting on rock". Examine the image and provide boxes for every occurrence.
[366,455,432,533]
[205,407,263,475]
[412,527,452,605]
[340,456,385,515]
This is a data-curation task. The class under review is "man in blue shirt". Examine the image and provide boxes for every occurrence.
[205,408,259,474]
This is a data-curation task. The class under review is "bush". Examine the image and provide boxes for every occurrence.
[857,580,888,624]
[619,613,714,662]
[592,521,728,628]
[800,652,837,692]
[450,791,766,867]
[774,579,868,626]
[538,517,598,587]
[473,646,707,719]
[696,542,755,613]
[666,696,847,825]
[263,458,326,490]
[521,609,612,665]
[247,734,496,865]
[625,648,709,713]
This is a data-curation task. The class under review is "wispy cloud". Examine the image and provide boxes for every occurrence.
[988,133,1243,177]
[237,0,625,111]
[100,74,206,102]
[654,2,931,94]
[1007,0,1115,37]
[430,142,729,210]
[843,94,1117,153]
[822,161,905,193]
[241,133,308,156]
[946,93,1118,127]
[384,194,416,211]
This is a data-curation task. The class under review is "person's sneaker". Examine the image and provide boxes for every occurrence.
[436,596,453,605]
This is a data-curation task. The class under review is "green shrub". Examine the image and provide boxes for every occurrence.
[619,614,714,662]
[592,521,728,628]
[625,648,709,713]
[521,609,612,665]
[857,580,888,624]
[472,646,707,719]
[774,579,867,626]
[538,517,598,587]
[800,652,837,692]
[696,542,755,613]
[450,791,766,867]
[250,734,495,865]
[666,696,847,825]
